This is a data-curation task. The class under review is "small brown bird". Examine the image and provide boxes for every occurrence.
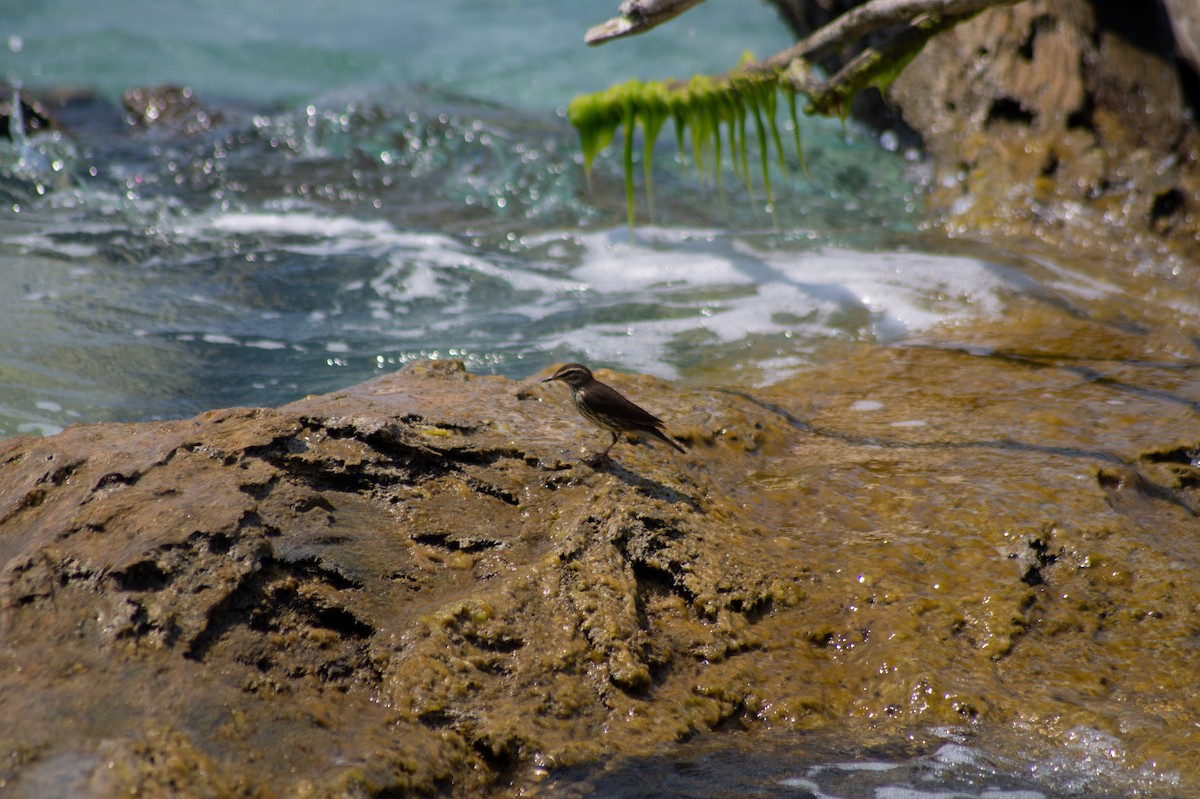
[542,362,686,462]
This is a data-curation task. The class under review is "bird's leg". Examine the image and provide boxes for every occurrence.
[601,432,619,459]
[585,432,619,466]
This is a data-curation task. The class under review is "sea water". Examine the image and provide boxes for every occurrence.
[541,726,1184,798]
[0,0,1025,439]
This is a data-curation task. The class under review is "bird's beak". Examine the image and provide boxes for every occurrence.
[540,375,557,383]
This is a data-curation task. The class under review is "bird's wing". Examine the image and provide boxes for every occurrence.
[593,380,666,428]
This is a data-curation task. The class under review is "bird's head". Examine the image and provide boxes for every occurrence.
[542,363,594,389]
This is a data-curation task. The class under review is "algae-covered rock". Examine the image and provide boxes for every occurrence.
[1,347,1198,795]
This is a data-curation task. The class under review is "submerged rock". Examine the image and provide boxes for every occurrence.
[1,347,1198,796]
[0,87,59,139]
[122,85,221,134]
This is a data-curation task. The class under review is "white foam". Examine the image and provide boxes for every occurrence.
[190,212,587,316]
[245,339,288,350]
[175,214,1028,382]
[933,743,980,766]
[553,227,1020,376]
[17,421,64,436]
[874,788,965,799]
[828,760,903,772]
[777,776,823,792]
[5,233,99,258]
[1030,256,1118,302]
[204,211,398,244]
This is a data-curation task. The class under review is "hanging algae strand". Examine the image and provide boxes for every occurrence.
[566,68,806,230]
[638,80,670,219]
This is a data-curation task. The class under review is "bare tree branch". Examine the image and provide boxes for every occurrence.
[783,11,965,115]
[757,0,1026,69]
[585,0,708,46]
[584,0,1028,105]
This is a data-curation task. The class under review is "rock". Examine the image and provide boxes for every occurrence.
[1162,0,1200,79]
[121,85,221,134]
[2,347,1199,796]
[0,85,60,139]
[772,0,1200,266]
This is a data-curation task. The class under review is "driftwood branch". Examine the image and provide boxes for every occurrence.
[759,0,1026,68]
[782,11,966,115]
[585,0,1028,111]
[586,0,708,46]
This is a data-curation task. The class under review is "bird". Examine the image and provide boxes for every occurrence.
[541,362,686,463]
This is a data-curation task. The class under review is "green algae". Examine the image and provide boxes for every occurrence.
[782,83,808,175]
[567,14,962,227]
[566,67,803,227]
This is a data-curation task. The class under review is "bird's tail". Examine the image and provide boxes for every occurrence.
[651,427,687,454]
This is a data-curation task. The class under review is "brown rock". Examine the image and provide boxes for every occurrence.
[773,0,1200,265]
[122,85,221,134]
[2,349,1199,795]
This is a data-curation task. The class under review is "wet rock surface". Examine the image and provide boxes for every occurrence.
[121,85,222,134]
[774,0,1200,266]
[2,342,1199,796]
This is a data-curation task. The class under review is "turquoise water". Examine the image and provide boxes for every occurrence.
[2,0,978,439]
[3,0,795,107]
